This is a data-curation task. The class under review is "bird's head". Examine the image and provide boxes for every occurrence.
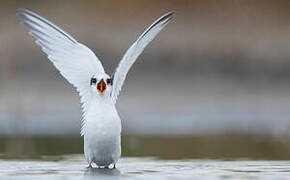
[90,73,113,97]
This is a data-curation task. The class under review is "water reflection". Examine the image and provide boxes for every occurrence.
[84,168,121,180]
[1,135,290,160]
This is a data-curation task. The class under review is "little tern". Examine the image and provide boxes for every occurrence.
[18,9,174,168]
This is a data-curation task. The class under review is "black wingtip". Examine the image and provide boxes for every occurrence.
[138,11,174,40]
[162,11,175,21]
[160,11,175,23]
[165,11,175,18]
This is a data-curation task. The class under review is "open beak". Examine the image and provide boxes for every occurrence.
[97,79,106,95]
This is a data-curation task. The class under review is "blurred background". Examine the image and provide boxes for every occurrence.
[0,0,290,160]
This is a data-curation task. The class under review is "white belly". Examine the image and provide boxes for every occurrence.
[84,132,121,166]
[83,101,121,167]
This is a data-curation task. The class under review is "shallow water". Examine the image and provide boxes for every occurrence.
[1,155,290,180]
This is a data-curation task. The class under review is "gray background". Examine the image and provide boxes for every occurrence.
[1,0,290,137]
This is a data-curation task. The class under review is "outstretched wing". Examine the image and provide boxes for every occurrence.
[111,12,174,103]
[17,9,105,135]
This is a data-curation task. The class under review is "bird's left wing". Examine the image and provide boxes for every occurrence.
[111,12,174,103]
[17,9,105,135]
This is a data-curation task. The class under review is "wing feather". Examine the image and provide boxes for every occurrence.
[111,12,174,103]
[17,9,105,135]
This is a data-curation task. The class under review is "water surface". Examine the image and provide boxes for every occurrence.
[1,155,290,180]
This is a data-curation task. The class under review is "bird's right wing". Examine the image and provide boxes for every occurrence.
[111,12,174,104]
[17,9,105,135]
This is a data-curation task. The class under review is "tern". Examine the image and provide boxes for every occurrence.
[18,9,174,168]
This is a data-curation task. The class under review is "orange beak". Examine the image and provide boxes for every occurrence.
[97,79,106,95]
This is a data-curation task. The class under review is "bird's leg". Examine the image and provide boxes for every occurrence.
[113,164,116,169]
[87,163,92,168]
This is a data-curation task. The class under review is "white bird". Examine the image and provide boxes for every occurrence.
[17,9,174,168]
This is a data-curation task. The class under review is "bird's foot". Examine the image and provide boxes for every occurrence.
[87,163,92,168]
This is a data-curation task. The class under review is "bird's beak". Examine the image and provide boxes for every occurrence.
[97,79,106,95]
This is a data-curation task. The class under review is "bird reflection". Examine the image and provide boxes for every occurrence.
[84,168,121,180]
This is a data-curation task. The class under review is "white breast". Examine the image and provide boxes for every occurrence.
[83,98,121,167]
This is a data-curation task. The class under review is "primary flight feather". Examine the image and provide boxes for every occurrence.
[18,8,174,168]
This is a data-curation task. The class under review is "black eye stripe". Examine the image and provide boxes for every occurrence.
[106,78,112,85]
[90,78,112,85]
[90,78,97,85]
